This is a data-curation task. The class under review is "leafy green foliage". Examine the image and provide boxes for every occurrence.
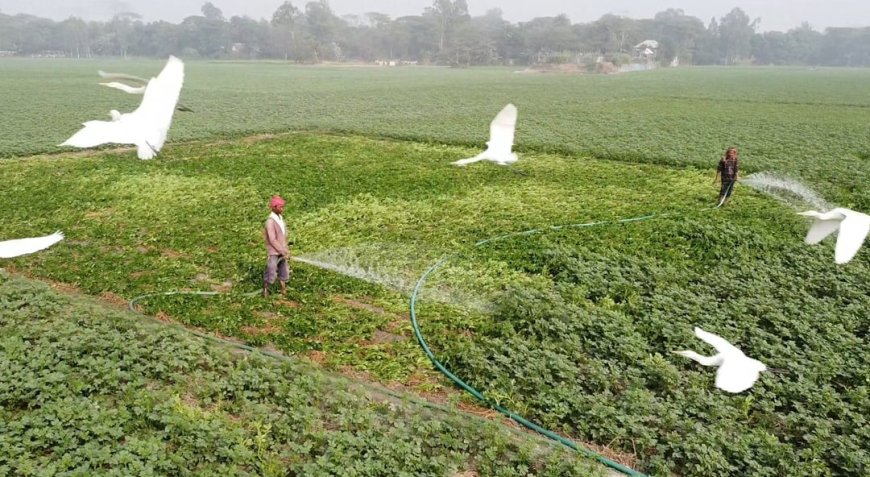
[0,133,716,385]
[1,64,868,476]
[430,217,868,476]
[0,273,600,476]
[1,62,868,207]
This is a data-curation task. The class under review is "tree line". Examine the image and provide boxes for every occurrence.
[1,0,868,67]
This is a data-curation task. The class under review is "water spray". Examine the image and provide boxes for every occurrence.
[740,172,830,210]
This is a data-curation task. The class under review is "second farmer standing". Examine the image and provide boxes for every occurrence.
[714,147,740,206]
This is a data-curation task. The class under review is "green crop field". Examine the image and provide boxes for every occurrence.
[1,59,869,207]
[0,273,599,476]
[1,60,868,476]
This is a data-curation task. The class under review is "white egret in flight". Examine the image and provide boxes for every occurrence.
[99,70,193,112]
[452,104,518,166]
[798,208,869,264]
[100,81,145,94]
[0,231,64,259]
[61,56,185,160]
[675,327,767,393]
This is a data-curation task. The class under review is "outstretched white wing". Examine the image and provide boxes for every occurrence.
[98,70,148,84]
[100,82,146,94]
[451,153,485,166]
[693,327,741,355]
[835,210,870,264]
[673,350,720,367]
[60,119,139,148]
[129,55,185,153]
[799,210,844,244]
[0,231,64,259]
[485,103,517,157]
[62,56,184,159]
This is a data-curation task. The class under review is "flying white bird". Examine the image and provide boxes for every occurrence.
[100,81,146,94]
[0,231,64,259]
[99,71,193,112]
[98,69,151,84]
[452,104,518,166]
[798,208,870,264]
[675,327,767,393]
[61,56,185,160]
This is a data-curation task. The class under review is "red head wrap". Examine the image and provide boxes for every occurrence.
[269,195,285,208]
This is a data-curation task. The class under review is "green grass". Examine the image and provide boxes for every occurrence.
[0,272,602,476]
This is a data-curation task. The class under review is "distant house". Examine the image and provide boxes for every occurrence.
[633,40,659,60]
[31,50,65,58]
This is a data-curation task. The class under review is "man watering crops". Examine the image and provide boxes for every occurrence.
[263,195,291,297]
[714,147,739,206]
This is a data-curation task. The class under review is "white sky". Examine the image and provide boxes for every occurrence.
[0,0,867,32]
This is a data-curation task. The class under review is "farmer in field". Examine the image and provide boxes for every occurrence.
[714,147,739,206]
[263,195,291,297]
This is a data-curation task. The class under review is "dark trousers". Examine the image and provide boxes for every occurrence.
[719,180,736,199]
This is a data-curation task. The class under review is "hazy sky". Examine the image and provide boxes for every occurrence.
[0,0,867,32]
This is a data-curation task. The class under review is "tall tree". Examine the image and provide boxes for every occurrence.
[135,20,181,57]
[271,1,301,60]
[304,0,342,61]
[718,7,758,64]
[230,15,269,58]
[473,8,510,63]
[650,9,706,65]
[425,0,469,53]
[817,27,870,66]
[391,15,438,62]
[201,2,225,22]
[180,4,229,58]
[581,14,638,55]
[109,12,142,57]
[365,12,394,59]
[785,23,822,64]
[693,17,720,64]
[449,20,495,66]
[751,30,788,64]
[57,17,90,58]
[6,14,56,54]
[518,14,578,63]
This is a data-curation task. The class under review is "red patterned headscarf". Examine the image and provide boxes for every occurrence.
[269,195,285,208]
